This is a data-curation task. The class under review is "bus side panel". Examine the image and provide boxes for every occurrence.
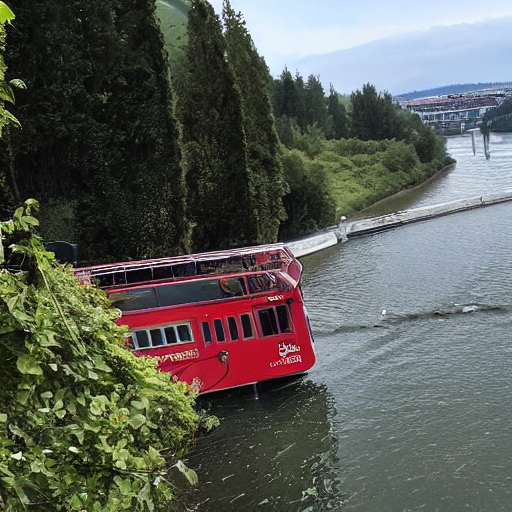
[118,289,315,393]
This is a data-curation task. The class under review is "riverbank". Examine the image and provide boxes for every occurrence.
[287,161,457,258]
[351,162,456,219]
[288,189,512,257]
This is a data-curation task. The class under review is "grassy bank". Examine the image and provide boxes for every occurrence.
[318,138,454,219]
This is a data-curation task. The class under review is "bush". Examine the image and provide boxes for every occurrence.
[279,149,336,240]
[0,200,205,512]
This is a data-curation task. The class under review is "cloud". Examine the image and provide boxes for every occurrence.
[289,16,512,94]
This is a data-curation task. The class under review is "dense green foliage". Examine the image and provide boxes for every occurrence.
[271,76,451,237]
[319,139,430,217]
[0,200,205,511]
[0,1,22,219]
[1,0,452,255]
[222,0,286,242]
[482,97,512,132]
[1,0,188,262]
[175,0,257,251]
[0,1,18,136]
[278,148,336,240]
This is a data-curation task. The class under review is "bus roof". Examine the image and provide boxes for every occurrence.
[74,244,301,289]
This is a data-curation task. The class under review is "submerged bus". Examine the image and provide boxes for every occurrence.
[74,244,316,394]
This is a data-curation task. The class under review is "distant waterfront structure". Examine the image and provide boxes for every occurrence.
[396,85,512,134]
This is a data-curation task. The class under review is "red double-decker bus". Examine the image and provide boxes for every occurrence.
[74,244,316,394]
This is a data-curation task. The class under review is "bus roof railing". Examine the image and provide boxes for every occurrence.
[74,244,300,289]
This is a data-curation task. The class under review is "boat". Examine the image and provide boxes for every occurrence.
[74,244,316,394]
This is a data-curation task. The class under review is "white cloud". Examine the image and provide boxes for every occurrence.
[208,0,512,75]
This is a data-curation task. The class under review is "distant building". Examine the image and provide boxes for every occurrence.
[398,87,511,134]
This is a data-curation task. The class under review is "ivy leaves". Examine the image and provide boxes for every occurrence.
[0,2,14,24]
[0,201,202,511]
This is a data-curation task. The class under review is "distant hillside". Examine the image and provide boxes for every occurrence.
[155,0,190,68]
[293,16,512,95]
[397,83,512,101]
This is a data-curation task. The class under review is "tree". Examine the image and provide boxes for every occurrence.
[278,148,336,240]
[304,74,328,132]
[272,68,298,121]
[2,0,188,262]
[176,0,257,251]
[326,84,349,140]
[222,0,286,243]
[350,83,402,141]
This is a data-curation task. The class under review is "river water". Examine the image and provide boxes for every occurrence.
[183,132,512,511]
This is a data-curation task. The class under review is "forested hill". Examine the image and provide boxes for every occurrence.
[1,0,451,264]
[398,82,512,101]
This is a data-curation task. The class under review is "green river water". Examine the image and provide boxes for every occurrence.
[183,132,512,512]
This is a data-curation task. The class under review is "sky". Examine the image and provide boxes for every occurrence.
[209,0,512,93]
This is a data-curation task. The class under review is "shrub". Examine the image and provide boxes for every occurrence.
[0,200,205,512]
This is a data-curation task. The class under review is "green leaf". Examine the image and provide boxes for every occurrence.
[0,83,15,104]
[16,390,30,405]
[9,78,26,90]
[69,494,83,510]
[0,463,14,477]
[130,400,146,411]
[0,2,15,24]
[114,448,130,462]
[0,413,7,422]
[66,424,85,444]
[115,460,127,469]
[114,476,132,494]
[128,414,146,430]
[89,395,108,415]
[11,451,23,460]
[175,460,198,486]
[17,354,43,375]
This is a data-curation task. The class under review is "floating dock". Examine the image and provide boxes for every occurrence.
[345,190,512,238]
[287,190,512,258]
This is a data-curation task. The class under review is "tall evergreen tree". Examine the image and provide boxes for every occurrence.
[1,0,187,262]
[326,84,349,140]
[176,0,257,251]
[304,74,328,132]
[350,83,403,141]
[293,72,308,132]
[222,0,286,243]
[272,68,298,120]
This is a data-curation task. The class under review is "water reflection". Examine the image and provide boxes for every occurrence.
[183,379,345,511]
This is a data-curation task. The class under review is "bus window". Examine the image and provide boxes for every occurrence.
[157,279,223,307]
[164,326,178,344]
[214,319,225,342]
[247,273,273,294]
[177,324,192,342]
[220,277,246,297]
[258,306,293,337]
[258,308,279,336]
[202,322,212,343]
[134,331,150,348]
[227,317,239,341]
[110,288,159,312]
[276,305,291,332]
[240,314,254,339]
[126,268,153,285]
[150,329,164,346]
